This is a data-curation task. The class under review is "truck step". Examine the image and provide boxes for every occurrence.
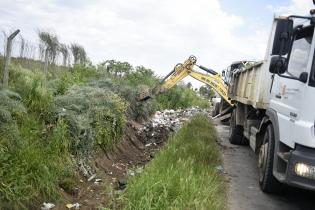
[277,152,290,163]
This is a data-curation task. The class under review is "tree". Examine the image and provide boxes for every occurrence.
[38,32,59,63]
[98,60,133,77]
[199,85,215,99]
[70,43,87,65]
[126,66,157,86]
[59,43,69,66]
[186,82,192,89]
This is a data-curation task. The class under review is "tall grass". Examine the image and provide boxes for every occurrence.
[0,115,75,210]
[122,115,226,210]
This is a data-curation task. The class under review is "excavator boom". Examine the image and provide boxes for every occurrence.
[139,56,233,106]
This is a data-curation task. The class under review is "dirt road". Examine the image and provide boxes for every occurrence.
[215,121,315,210]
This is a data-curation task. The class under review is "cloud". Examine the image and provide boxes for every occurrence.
[0,0,271,87]
[267,0,314,15]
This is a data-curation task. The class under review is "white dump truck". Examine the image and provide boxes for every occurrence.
[226,10,315,192]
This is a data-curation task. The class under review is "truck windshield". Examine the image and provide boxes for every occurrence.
[287,26,314,79]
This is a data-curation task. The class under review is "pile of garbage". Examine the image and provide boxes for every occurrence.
[138,107,210,146]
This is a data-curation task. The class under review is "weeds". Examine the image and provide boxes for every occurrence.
[0,115,75,210]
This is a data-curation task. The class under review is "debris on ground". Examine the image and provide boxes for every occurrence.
[87,174,97,182]
[138,107,210,145]
[66,202,81,209]
[41,202,55,210]
[216,165,225,174]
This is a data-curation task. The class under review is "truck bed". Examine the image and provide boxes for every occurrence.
[228,61,272,109]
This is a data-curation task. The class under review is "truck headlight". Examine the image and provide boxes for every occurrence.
[295,163,315,179]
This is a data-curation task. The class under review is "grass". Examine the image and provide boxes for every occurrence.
[0,115,75,209]
[121,115,226,210]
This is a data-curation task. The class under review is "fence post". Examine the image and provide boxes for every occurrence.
[2,29,20,88]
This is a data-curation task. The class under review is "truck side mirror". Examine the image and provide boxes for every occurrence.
[269,56,287,74]
[272,19,293,55]
[222,70,226,77]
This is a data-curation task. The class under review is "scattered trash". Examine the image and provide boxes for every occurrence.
[137,107,210,146]
[87,174,96,182]
[216,165,224,174]
[114,179,127,191]
[78,159,95,179]
[127,169,135,176]
[41,202,55,210]
[135,167,143,174]
[66,203,81,209]
[94,178,102,185]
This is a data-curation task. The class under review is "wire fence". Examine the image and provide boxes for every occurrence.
[0,31,74,72]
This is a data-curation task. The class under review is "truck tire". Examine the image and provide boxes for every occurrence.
[258,124,282,193]
[229,109,246,145]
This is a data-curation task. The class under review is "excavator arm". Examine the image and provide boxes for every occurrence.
[139,56,233,106]
[188,70,230,105]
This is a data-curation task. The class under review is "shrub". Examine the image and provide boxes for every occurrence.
[90,78,157,122]
[156,85,210,110]
[54,85,127,155]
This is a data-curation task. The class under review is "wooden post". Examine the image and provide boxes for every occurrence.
[2,29,20,88]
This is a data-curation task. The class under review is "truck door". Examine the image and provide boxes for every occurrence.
[270,26,314,148]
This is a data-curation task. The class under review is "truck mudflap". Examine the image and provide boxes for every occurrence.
[286,144,315,190]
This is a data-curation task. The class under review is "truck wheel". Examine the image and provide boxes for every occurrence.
[229,109,246,145]
[258,124,281,193]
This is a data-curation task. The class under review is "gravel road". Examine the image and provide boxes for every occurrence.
[215,121,315,210]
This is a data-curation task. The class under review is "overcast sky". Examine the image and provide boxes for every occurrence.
[0,0,314,87]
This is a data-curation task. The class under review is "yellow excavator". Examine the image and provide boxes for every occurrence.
[139,55,236,120]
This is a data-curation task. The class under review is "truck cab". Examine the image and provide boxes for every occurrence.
[226,13,315,193]
[268,15,315,190]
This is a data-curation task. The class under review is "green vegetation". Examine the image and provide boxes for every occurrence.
[157,85,210,110]
[199,85,215,99]
[122,115,226,210]
[0,30,211,209]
